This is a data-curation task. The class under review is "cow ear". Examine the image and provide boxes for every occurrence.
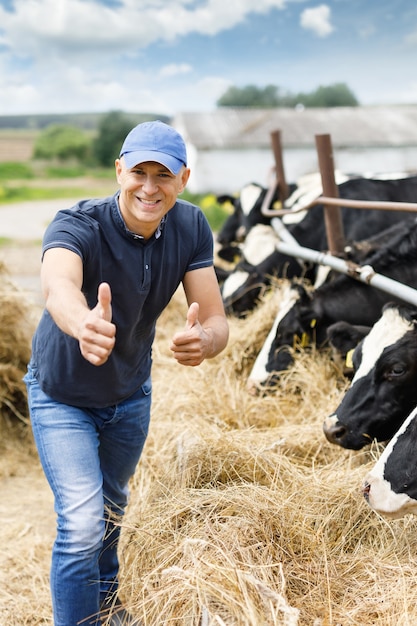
[395,303,417,325]
[326,320,371,358]
[293,282,312,305]
[327,321,356,351]
[408,307,417,324]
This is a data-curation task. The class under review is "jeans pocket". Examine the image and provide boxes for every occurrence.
[141,376,152,396]
[23,361,38,386]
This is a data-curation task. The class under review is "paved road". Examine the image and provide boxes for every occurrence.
[0,198,80,241]
[0,199,82,307]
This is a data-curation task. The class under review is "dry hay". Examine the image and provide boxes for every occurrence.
[0,258,48,626]
[112,287,417,626]
[0,261,38,477]
[4,280,417,624]
[0,261,34,394]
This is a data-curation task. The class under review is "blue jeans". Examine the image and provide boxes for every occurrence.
[24,364,151,626]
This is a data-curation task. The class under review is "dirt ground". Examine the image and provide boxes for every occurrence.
[0,240,56,623]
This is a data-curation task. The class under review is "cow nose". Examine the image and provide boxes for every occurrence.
[362,481,371,501]
[323,421,347,445]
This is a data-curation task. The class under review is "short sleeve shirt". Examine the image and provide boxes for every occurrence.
[30,192,214,407]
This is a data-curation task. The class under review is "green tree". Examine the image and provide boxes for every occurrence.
[217,84,283,107]
[33,125,91,161]
[295,83,359,107]
[93,111,137,167]
[216,82,359,108]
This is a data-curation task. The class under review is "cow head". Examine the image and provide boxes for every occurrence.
[221,266,268,318]
[247,283,326,388]
[362,405,417,518]
[220,224,280,317]
[323,304,417,450]
[216,183,274,248]
[216,193,245,248]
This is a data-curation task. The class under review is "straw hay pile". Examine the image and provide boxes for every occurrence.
[116,285,417,626]
[3,272,417,625]
[0,260,53,626]
[0,261,37,475]
[0,263,34,413]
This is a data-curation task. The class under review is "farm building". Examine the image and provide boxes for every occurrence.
[2,106,417,195]
[173,105,417,193]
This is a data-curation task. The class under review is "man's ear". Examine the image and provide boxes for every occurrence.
[115,158,123,183]
[178,166,191,192]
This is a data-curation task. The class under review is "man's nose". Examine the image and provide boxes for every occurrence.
[142,176,158,193]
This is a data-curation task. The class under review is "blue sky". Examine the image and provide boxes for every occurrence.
[0,0,416,115]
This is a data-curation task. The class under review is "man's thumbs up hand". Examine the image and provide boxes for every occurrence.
[170,302,212,367]
[79,282,116,366]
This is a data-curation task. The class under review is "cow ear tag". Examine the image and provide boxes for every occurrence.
[272,200,283,210]
[345,349,354,369]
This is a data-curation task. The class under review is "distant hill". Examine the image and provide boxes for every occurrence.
[0,112,171,130]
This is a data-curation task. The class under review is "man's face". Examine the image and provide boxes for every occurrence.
[115,158,190,238]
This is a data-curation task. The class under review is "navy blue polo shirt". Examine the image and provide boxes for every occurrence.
[30,192,214,407]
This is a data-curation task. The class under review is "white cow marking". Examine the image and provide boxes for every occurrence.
[240,184,263,217]
[241,224,278,266]
[247,285,301,387]
[221,271,250,300]
[282,170,350,224]
[363,406,417,518]
[352,308,413,383]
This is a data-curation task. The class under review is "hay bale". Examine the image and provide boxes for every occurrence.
[111,292,417,625]
[0,264,36,428]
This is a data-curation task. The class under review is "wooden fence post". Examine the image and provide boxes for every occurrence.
[270,129,289,202]
[315,134,345,255]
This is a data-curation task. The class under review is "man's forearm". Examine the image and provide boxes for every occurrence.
[44,279,90,340]
[202,315,229,358]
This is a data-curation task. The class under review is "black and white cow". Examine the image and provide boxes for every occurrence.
[247,219,417,389]
[323,303,417,450]
[216,172,355,250]
[217,173,417,249]
[218,174,417,316]
[220,224,284,316]
[216,179,297,248]
[362,403,417,518]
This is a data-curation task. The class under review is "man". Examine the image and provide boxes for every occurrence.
[24,120,229,625]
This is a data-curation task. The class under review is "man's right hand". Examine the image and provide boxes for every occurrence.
[79,283,116,366]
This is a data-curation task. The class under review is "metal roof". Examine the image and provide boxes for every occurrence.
[174,106,417,150]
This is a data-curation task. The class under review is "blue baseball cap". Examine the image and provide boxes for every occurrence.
[119,120,187,174]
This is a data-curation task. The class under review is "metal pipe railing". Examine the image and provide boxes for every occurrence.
[275,239,417,307]
[262,195,417,217]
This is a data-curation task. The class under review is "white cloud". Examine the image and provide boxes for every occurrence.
[0,0,288,114]
[0,0,414,115]
[358,25,376,40]
[405,27,417,46]
[159,63,193,78]
[300,4,333,38]
[143,75,232,116]
[0,0,288,58]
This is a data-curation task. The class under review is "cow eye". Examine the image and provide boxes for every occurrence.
[388,363,405,377]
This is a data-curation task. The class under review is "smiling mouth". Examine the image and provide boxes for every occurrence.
[139,197,159,205]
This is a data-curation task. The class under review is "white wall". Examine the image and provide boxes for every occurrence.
[186,146,417,194]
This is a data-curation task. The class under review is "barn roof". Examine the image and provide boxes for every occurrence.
[173,106,417,150]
